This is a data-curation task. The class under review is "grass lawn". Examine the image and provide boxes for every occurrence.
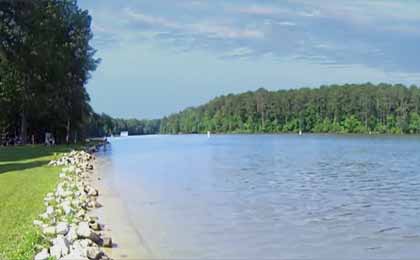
[0,145,81,260]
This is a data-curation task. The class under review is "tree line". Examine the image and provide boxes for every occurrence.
[85,113,160,137]
[0,0,98,144]
[160,83,420,135]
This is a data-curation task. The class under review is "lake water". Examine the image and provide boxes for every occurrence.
[97,134,420,259]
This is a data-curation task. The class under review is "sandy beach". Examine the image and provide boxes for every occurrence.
[91,157,154,260]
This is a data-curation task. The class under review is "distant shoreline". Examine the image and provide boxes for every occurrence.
[112,132,420,137]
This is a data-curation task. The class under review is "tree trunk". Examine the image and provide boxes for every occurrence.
[66,119,71,144]
[20,111,27,144]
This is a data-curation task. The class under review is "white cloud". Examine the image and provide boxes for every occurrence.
[276,21,296,27]
[190,23,264,39]
[221,47,255,58]
[236,5,282,15]
[124,9,264,39]
[125,9,180,29]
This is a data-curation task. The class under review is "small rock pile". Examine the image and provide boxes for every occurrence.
[34,150,112,260]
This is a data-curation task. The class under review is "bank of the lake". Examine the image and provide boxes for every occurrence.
[0,146,78,259]
[0,143,115,260]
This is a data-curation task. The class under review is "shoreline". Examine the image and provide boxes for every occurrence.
[32,146,112,260]
[90,155,153,259]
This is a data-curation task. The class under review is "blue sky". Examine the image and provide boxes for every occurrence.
[79,0,420,119]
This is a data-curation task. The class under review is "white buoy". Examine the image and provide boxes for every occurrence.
[299,130,302,135]
[207,131,211,138]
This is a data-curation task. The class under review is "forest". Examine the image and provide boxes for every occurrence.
[160,83,420,135]
[85,113,160,137]
[0,0,99,144]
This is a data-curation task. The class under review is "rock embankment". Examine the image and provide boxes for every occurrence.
[33,150,112,260]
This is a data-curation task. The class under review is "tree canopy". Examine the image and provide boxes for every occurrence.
[160,83,420,135]
[0,0,99,144]
[85,113,160,137]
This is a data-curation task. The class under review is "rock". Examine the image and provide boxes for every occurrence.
[100,255,110,260]
[50,236,69,258]
[86,247,103,260]
[77,222,102,243]
[89,220,101,231]
[101,237,112,248]
[34,248,49,260]
[66,226,78,243]
[76,222,91,238]
[56,222,69,235]
[62,203,73,215]
[94,201,102,208]
[70,240,88,257]
[61,252,89,260]
[50,245,62,259]
[86,187,98,197]
[46,206,54,215]
[33,220,43,226]
[39,212,49,220]
[42,226,56,236]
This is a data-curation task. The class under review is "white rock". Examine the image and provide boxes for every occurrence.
[50,235,69,258]
[56,222,69,235]
[71,240,88,257]
[39,212,49,220]
[86,246,102,260]
[66,226,78,243]
[76,223,101,243]
[76,222,91,238]
[62,202,73,215]
[46,206,54,215]
[34,248,49,260]
[50,245,62,259]
[33,220,43,226]
[61,252,89,260]
[42,226,56,236]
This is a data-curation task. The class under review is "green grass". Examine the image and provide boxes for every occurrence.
[0,145,81,260]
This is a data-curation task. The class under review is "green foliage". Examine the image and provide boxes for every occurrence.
[85,113,161,137]
[160,84,420,135]
[0,0,99,144]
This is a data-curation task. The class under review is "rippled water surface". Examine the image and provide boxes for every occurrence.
[98,135,420,259]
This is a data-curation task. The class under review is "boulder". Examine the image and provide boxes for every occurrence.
[66,226,78,243]
[33,220,43,227]
[77,222,102,244]
[61,252,89,260]
[70,240,88,258]
[101,237,112,248]
[76,222,91,238]
[89,220,101,231]
[86,247,103,260]
[39,212,49,220]
[42,226,56,236]
[56,222,69,235]
[62,203,73,215]
[34,248,49,260]
[50,236,69,258]
[46,206,54,215]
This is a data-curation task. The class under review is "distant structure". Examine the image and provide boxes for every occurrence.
[207,131,211,138]
[120,131,128,137]
[299,130,302,136]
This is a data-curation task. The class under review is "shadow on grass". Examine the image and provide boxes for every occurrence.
[0,160,51,175]
[0,145,81,162]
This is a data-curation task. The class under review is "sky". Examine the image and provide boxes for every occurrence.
[79,0,420,119]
